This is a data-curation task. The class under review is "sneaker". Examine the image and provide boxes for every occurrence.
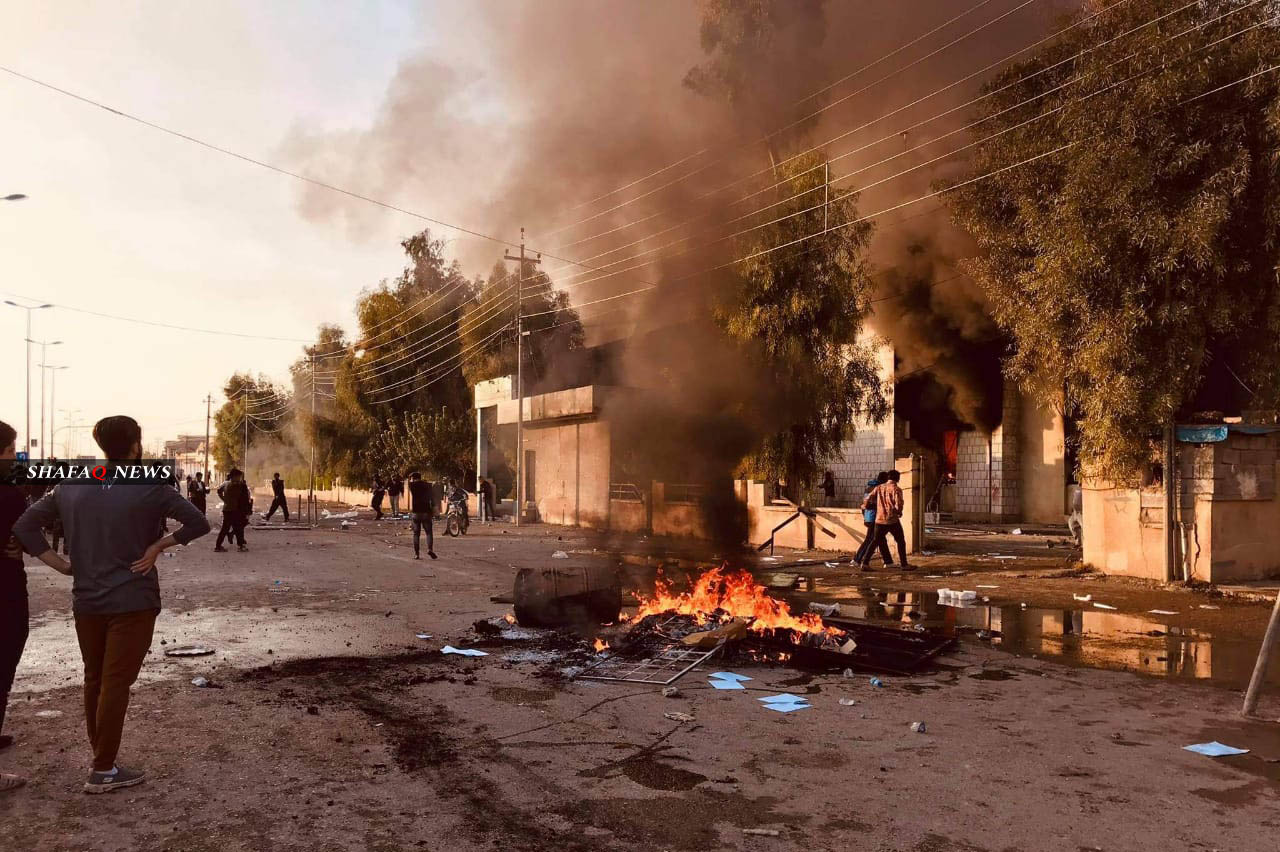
[238,545,249,552]
[213,546,227,553]
[858,564,874,572]
[0,773,25,792]
[428,551,438,560]
[414,553,420,560]
[901,564,916,572]
[84,765,145,794]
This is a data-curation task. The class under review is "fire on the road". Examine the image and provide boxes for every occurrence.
[633,566,838,637]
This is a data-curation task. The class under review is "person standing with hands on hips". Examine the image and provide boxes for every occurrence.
[14,415,211,794]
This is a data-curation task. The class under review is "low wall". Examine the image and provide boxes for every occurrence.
[609,499,647,533]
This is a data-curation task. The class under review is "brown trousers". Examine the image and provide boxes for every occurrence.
[73,609,157,772]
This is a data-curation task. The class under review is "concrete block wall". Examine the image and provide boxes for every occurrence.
[990,385,1022,521]
[955,431,990,516]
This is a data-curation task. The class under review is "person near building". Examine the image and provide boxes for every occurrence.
[13,414,211,793]
[371,476,386,521]
[387,475,403,517]
[407,472,437,560]
[215,469,252,552]
[852,474,893,568]
[264,472,290,523]
[478,476,496,523]
[0,419,28,793]
[188,472,209,514]
[821,470,836,505]
[859,469,911,572]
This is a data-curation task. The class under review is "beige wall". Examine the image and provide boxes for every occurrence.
[522,419,611,528]
[1019,394,1067,525]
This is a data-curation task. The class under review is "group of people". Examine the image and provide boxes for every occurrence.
[370,474,498,525]
[854,469,911,571]
[1,415,212,794]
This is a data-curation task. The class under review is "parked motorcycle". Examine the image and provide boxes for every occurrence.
[445,494,470,537]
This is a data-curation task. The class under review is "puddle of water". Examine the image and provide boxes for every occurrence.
[789,584,1280,691]
[579,751,707,791]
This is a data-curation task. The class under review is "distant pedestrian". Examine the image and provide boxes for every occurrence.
[0,420,29,793]
[387,476,403,517]
[215,469,252,552]
[14,414,211,794]
[821,470,836,505]
[407,472,436,560]
[478,476,495,523]
[852,475,892,568]
[264,472,290,523]
[188,472,208,514]
[371,476,385,521]
[859,470,910,571]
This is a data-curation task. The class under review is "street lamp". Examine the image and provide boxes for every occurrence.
[28,339,62,457]
[39,364,69,456]
[4,300,54,456]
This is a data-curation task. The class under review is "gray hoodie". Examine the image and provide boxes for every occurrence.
[14,480,211,614]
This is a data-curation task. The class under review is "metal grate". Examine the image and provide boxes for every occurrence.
[609,482,644,502]
[575,643,722,685]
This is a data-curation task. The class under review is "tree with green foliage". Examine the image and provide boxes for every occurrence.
[685,0,888,491]
[943,0,1280,482]
[364,408,475,483]
[211,373,291,477]
[459,261,585,387]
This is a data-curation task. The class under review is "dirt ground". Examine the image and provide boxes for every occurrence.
[2,512,1278,852]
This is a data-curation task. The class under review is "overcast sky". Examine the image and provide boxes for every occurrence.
[0,1,469,455]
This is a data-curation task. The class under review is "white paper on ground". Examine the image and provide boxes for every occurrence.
[757,693,807,704]
[1149,609,1178,615]
[1092,602,1117,610]
[1184,741,1249,757]
[763,701,812,713]
[441,645,488,657]
[709,672,753,682]
[709,679,745,690]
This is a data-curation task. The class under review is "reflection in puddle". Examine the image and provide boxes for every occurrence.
[790,584,1280,690]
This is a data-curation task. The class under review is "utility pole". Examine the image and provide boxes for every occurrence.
[505,229,541,527]
[309,352,317,526]
[243,401,250,474]
[29,337,61,456]
[4,300,52,457]
[1163,422,1178,583]
[203,394,213,481]
[41,365,68,456]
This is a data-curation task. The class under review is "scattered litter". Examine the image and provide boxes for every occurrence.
[839,638,858,654]
[842,668,855,679]
[164,645,214,657]
[1199,605,1220,610]
[838,698,857,706]
[415,633,433,640]
[191,677,211,688]
[709,679,745,690]
[762,701,811,714]
[709,672,752,682]
[1092,602,1117,611]
[807,602,841,617]
[551,550,569,559]
[441,646,488,657]
[323,510,358,520]
[340,520,358,528]
[487,547,496,552]
[767,574,799,590]
[34,710,62,719]
[870,677,885,688]
[1073,594,1093,602]
[1184,741,1249,757]
[760,556,780,562]
[910,721,927,733]
[743,828,781,837]
[824,561,838,568]
[990,556,1018,561]
[661,686,681,698]
[664,712,695,723]
[976,584,999,589]
[1011,528,1023,535]
[1149,609,1178,616]
[924,575,943,579]
[758,693,807,704]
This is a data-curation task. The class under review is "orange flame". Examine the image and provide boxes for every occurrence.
[634,566,837,636]
[593,638,610,653]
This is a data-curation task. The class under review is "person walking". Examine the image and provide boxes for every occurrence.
[478,476,495,523]
[371,476,385,521]
[852,475,894,569]
[215,469,252,552]
[821,470,836,505]
[859,469,911,572]
[188,472,208,514]
[407,472,436,560]
[264,472,290,523]
[0,420,29,793]
[14,415,211,793]
[387,475,403,517]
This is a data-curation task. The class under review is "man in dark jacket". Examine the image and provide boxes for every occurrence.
[407,472,437,560]
[15,414,211,793]
[264,472,290,523]
[215,469,252,552]
[0,419,28,792]
[187,472,208,514]
[387,476,403,517]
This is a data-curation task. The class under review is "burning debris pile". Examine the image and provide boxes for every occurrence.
[576,567,950,684]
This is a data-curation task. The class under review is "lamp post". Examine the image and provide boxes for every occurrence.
[29,340,62,457]
[4,300,53,456]
[40,364,69,455]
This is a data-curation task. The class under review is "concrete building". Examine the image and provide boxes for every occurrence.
[1084,423,1280,583]
[163,434,217,483]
